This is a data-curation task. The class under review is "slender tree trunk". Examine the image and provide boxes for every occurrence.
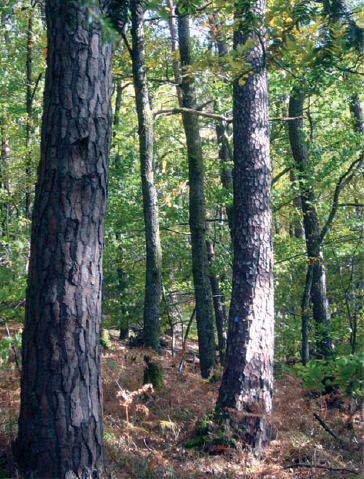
[177,12,215,378]
[0,124,10,235]
[288,86,332,358]
[301,263,313,365]
[206,238,227,364]
[166,0,183,107]
[14,1,112,477]
[217,0,274,453]
[289,170,304,238]
[131,0,162,351]
[25,9,33,225]
[113,80,123,169]
[209,15,234,240]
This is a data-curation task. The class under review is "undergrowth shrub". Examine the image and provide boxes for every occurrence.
[292,355,364,396]
[0,332,22,369]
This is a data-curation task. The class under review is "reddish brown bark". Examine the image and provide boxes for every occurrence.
[217,0,274,453]
[14,1,112,477]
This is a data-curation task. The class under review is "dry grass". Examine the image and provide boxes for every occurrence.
[0,328,363,479]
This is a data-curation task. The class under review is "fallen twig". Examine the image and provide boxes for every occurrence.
[283,463,359,473]
[143,438,157,456]
[313,412,342,441]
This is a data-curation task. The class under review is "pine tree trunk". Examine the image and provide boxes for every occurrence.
[14,1,112,477]
[177,12,215,378]
[217,0,274,453]
[131,0,162,351]
[288,87,332,357]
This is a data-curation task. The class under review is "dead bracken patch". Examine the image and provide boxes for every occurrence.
[0,328,362,479]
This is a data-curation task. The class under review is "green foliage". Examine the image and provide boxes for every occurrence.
[143,356,165,394]
[100,330,112,349]
[293,356,364,396]
[0,330,22,368]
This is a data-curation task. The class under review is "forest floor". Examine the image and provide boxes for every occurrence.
[0,327,363,479]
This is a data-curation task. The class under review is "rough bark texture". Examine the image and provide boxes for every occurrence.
[217,0,274,453]
[288,87,332,357]
[14,1,112,477]
[131,0,162,351]
[178,12,215,378]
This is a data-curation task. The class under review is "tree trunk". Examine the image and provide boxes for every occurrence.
[177,12,215,378]
[131,0,162,351]
[209,15,234,240]
[217,0,274,453]
[206,239,227,365]
[288,86,332,358]
[301,264,313,365]
[14,1,112,477]
[289,170,304,239]
[25,9,33,224]
[166,0,183,107]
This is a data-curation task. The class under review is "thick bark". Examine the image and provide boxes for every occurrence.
[177,12,215,378]
[131,0,162,351]
[288,87,332,357]
[14,1,112,478]
[217,0,274,453]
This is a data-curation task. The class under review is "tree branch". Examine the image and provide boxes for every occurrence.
[121,31,132,56]
[272,167,291,186]
[319,154,364,245]
[283,463,358,473]
[313,412,342,441]
[153,108,230,122]
[30,73,42,105]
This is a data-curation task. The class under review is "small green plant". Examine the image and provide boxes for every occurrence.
[0,331,22,368]
[293,355,364,396]
[100,330,112,349]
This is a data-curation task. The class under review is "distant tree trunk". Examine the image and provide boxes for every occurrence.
[131,0,162,351]
[289,170,304,239]
[0,124,10,235]
[216,122,234,239]
[206,238,227,365]
[349,95,364,355]
[166,0,183,107]
[289,86,332,358]
[14,1,112,477]
[217,0,274,453]
[301,264,313,365]
[178,12,215,378]
[25,9,33,224]
[209,15,234,240]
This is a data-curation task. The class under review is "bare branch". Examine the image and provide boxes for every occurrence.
[272,167,290,186]
[153,108,230,122]
[319,154,364,245]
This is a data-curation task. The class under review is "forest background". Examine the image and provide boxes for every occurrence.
[1,0,363,368]
[0,0,363,476]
